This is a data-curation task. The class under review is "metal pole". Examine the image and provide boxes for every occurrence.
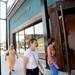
[41,0,50,39]
[40,0,50,68]
[0,2,1,75]
[6,1,8,49]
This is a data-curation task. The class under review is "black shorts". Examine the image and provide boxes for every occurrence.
[26,67,39,75]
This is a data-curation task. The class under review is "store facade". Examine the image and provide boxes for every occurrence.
[7,0,75,75]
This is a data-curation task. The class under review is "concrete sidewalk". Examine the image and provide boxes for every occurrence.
[0,51,70,75]
[1,51,24,75]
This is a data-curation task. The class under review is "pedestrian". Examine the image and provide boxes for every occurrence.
[5,44,16,75]
[47,38,59,75]
[23,38,44,75]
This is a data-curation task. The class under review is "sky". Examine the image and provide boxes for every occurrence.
[0,20,6,43]
[0,0,15,43]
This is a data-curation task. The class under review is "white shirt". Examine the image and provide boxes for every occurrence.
[24,48,39,69]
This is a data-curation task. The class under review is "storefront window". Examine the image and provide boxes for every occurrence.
[34,22,45,59]
[25,26,34,49]
[16,33,19,53]
[19,30,24,53]
[15,22,45,59]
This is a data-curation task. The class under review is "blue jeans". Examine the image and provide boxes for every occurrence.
[49,65,58,75]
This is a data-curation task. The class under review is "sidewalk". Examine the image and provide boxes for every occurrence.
[1,50,24,75]
[0,50,70,75]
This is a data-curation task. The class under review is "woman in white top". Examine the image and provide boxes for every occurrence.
[23,38,43,75]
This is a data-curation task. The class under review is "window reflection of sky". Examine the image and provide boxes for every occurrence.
[35,22,43,34]
[25,22,43,34]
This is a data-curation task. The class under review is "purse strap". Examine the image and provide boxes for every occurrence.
[31,51,38,66]
[31,52,46,75]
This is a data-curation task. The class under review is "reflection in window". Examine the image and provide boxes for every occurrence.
[19,30,24,53]
[15,22,45,59]
[25,26,34,49]
[16,33,19,53]
[34,22,45,59]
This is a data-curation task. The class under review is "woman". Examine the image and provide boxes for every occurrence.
[23,38,44,75]
[47,38,59,75]
[6,45,16,75]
